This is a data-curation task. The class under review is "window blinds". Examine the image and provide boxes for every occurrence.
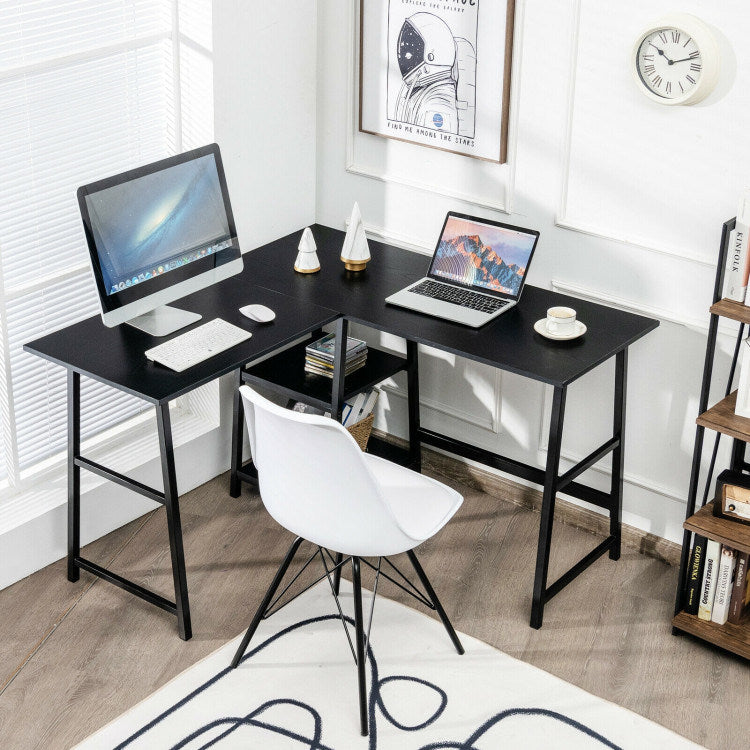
[0,0,212,489]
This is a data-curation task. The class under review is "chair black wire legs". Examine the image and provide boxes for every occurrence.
[406,549,465,655]
[333,551,344,596]
[230,542,461,738]
[351,556,369,736]
[230,536,305,669]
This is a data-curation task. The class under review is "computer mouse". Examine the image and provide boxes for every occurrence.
[239,304,276,323]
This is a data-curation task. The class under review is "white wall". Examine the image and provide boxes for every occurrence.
[315,0,749,543]
[214,0,318,249]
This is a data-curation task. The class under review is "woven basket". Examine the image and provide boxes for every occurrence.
[346,412,374,451]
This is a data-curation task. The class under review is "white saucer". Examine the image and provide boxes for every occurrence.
[534,319,587,340]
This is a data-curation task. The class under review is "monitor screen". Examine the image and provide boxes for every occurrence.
[428,214,539,298]
[78,143,241,320]
[84,152,232,295]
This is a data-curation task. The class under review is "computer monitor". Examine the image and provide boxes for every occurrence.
[77,143,243,336]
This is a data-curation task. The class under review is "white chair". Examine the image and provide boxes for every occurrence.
[230,384,464,736]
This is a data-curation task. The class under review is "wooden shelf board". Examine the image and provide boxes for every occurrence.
[683,503,750,554]
[710,298,750,324]
[696,391,750,442]
[673,611,750,660]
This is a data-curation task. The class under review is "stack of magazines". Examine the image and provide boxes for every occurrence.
[304,333,368,378]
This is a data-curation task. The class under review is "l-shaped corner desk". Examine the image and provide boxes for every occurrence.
[25,224,658,639]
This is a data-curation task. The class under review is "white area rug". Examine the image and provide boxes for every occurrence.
[77,581,702,749]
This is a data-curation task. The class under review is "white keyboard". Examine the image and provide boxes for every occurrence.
[145,318,252,372]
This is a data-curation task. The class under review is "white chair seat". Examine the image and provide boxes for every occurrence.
[362,453,462,544]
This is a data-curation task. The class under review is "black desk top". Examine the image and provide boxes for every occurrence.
[24,278,339,404]
[24,226,659,400]
[242,225,659,388]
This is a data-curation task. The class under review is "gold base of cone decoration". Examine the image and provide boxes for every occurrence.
[341,256,368,272]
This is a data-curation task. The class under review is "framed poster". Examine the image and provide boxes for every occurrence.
[359,0,515,164]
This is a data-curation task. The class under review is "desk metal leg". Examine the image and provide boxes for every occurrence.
[67,370,81,582]
[531,385,567,629]
[156,403,192,641]
[609,350,627,561]
[230,369,243,498]
[331,317,349,422]
[406,340,421,472]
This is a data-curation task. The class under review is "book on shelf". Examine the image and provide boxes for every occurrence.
[711,546,737,625]
[305,351,368,368]
[304,355,367,377]
[304,332,368,379]
[698,539,721,620]
[728,550,750,624]
[685,535,707,615]
[724,188,750,301]
[342,387,379,427]
[738,188,750,305]
[724,228,746,301]
[305,332,367,361]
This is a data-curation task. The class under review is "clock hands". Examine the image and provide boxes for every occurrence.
[647,42,698,66]
[648,42,674,64]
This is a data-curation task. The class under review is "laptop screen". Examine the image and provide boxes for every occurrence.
[428,213,539,299]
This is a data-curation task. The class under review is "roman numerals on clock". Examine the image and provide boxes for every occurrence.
[636,27,703,100]
[633,16,720,106]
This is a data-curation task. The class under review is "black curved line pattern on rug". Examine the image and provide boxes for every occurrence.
[114,614,622,750]
[169,699,335,750]
[417,707,622,750]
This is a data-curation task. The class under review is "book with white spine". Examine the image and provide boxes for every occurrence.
[724,228,744,301]
[358,388,379,420]
[711,546,736,625]
[698,539,721,620]
[343,392,366,426]
[737,188,750,304]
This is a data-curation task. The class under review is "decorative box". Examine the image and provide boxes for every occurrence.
[713,469,750,525]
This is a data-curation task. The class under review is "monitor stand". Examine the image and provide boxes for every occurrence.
[126,306,202,337]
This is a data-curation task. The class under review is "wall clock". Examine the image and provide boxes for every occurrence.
[632,13,720,105]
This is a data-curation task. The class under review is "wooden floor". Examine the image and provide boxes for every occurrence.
[0,456,747,749]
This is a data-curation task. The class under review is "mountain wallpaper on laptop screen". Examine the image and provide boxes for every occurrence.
[432,233,528,295]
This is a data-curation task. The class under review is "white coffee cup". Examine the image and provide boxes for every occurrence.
[546,306,577,335]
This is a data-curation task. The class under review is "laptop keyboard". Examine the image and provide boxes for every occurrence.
[409,280,509,313]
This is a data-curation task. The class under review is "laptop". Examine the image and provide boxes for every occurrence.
[385,212,540,328]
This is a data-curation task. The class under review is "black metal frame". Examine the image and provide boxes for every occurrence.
[419,349,628,629]
[673,218,744,622]
[229,317,422,494]
[66,370,192,640]
[231,313,629,629]
[230,537,464,737]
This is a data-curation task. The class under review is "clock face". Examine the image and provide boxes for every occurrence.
[636,28,702,101]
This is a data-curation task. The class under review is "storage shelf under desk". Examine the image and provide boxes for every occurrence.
[242,339,407,411]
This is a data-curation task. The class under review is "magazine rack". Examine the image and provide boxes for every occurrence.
[672,217,750,658]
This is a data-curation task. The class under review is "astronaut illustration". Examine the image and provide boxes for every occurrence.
[393,12,476,137]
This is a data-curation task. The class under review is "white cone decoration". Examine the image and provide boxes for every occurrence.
[294,227,320,274]
[340,202,371,272]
